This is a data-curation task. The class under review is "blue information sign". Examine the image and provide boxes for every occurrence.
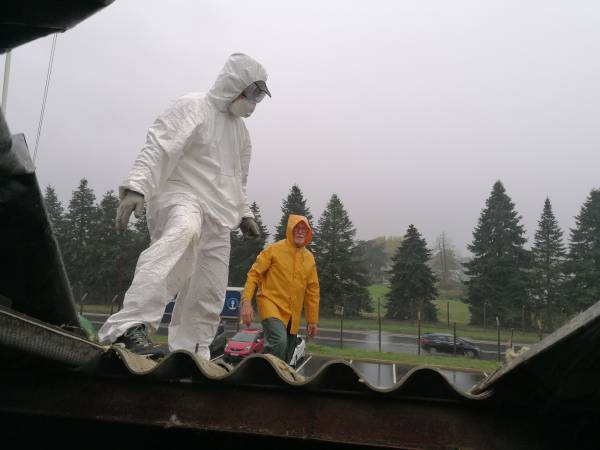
[220,288,243,318]
[164,288,243,320]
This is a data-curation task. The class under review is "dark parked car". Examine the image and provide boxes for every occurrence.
[209,322,227,358]
[420,333,481,358]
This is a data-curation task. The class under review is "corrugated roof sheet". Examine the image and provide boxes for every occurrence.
[1,306,487,403]
[3,303,600,449]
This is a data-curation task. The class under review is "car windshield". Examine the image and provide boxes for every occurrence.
[231,333,257,343]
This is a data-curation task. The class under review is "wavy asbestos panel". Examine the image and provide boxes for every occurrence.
[2,306,489,402]
[0,306,103,366]
[87,345,490,403]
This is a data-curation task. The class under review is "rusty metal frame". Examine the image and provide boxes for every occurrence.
[0,368,580,450]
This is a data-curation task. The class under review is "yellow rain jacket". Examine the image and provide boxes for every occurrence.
[242,215,320,334]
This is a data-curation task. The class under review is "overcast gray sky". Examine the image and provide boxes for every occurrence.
[3,0,599,254]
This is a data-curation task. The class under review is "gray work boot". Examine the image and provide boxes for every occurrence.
[114,324,166,358]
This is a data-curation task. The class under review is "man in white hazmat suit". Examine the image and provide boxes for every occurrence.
[97,53,270,359]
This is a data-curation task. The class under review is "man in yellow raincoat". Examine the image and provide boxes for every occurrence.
[240,215,320,363]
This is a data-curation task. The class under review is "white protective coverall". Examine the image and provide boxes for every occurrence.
[98,53,268,359]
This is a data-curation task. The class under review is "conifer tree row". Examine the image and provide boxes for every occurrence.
[464,181,530,328]
[228,202,269,287]
[312,194,371,317]
[44,178,599,332]
[564,189,600,315]
[44,180,150,306]
[530,198,565,330]
[385,224,438,321]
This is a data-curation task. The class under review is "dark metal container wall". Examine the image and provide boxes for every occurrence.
[0,0,115,54]
[0,129,80,331]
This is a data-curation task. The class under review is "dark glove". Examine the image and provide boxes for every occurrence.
[239,217,260,239]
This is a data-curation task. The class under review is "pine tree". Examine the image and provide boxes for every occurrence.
[133,211,151,249]
[62,179,98,302]
[530,198,566,330]
[313,194,371,316]
[564,189,600,314]
[385,225,438,321]
[275,184,314,242]
[106,200,152,307]
[464,181,530,328]
[228,202,269,287]
[88,190,121,303]
[98,194,151,306]
[43,185,65,245]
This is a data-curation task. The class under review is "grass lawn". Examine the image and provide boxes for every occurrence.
[367,284,470,325]
[154,335,167,343]
[316,316,541,344]
[366,284,390,316]
[152,334,500,372]
[356,284,540,343]
[434,298,471,325]
[306,343,501,372]
[83,284,544,344]
[81,303,114,314]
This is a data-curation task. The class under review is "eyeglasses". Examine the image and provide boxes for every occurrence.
[294,226,308,234]
[242,80,271,104]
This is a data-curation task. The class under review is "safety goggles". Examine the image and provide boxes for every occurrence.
[242,80,271,104]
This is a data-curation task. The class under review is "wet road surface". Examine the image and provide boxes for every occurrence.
[314,328,511,361]
[295,355,484,391]
[87,313,511,362]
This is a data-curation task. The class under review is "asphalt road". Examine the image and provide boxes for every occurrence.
[85,312,516,361]
[311,328,517,361]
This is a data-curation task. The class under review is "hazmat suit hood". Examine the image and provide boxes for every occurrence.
[285,214,313,247]
[207,53,269,113]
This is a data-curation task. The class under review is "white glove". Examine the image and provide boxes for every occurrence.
[239,217,260,239]
[115,190,144,233]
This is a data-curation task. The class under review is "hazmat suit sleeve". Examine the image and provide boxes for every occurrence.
[303,261,320,324]
[239,125,254,219]
[122,96,204,199]
[242,246,273,302]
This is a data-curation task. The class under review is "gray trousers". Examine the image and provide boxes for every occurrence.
[262,318,297,363]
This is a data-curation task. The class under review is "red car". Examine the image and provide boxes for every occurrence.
[224,328,265,362]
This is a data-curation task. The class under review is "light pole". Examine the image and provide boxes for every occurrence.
[483,301,487,329]
[496,316,501,362]
[109,294,119,315]
[340,305,344,349]
[453,322,457,357]
[417,310,421,356]
[79,292,88,315]
[378,297,382,353]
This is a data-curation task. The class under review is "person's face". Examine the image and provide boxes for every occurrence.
[293,222,309,247]
[229,95,257,118]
